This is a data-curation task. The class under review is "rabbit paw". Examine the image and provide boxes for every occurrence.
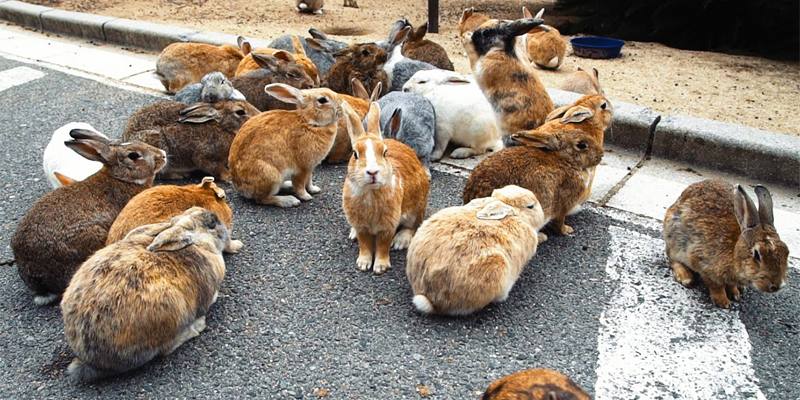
[727,285,742,302]
[709,288,731,309]
[348,227,357,241]
[671,262,694,287]
[450,147,477,159]
[225,239,244,254]
[281,180,293,190]
[296,191,313,201]
[307,184,322,194]
[559,224,574,235]
[268,195,301,208]
[373,259,391,275]
[356,255,373,272]
[537,232,548,243]
[391,229,414,250]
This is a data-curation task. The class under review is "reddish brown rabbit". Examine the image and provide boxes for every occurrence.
[156,41,248,93]
[664,180,789,308]
[482,368,590,400]
[523,7,567,70]
[401,21,454,71]
[324,42,389,97]
[12,129,166,305]
[458,7,491,38]
[231,51,317,111]
[326,79,382,164]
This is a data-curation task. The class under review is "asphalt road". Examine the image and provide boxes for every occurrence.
[0,56,797,399]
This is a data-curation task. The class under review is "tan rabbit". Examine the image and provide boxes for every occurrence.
[463,127,603,236]
[523,7,567,70]
[458,7,491,38]
[560,67,603,95]
[106,177,240,254]
[11,129,166,305]
[482,368,591,400]
[463,17,555,135]
[326,79,382,164]
[341,102,430,275]
[664,180,789,308]
[407,185,546,315]
[228,84,341,207]
[61,207,232,382]
[155,41,248,93]
[235,36,321,86]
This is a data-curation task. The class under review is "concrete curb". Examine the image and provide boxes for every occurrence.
[1,0,799,186]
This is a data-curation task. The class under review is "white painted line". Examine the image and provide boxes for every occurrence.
[0,66,45,92]
[595,225,766,400]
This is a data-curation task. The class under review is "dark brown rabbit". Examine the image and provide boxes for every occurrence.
[231,51,316,111]
[463,127,603,237]
[664,180,789,308]
[11,129,166,305]
[324,42,389,97]
[482,368,590,400]
[402,21,454,71]
[123,100,260,182]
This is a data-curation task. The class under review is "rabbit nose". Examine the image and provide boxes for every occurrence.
[366,169,379,176]
[768,283,779,292]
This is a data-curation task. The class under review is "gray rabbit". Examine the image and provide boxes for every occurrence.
[378,19,437,92]
[269,28,347,77]
[174,71,246,104]
[377,91,436,165]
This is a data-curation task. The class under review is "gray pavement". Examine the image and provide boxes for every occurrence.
[0,56,798,399]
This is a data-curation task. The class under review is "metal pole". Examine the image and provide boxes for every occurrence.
[428,0,439,33]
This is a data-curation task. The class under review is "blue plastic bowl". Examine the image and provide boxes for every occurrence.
[570,36,625,59]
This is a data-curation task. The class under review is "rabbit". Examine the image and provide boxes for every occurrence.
[324,42,390,97]
[341,101,430,275]
[560,67,603,95]
[458,7,491,38]
[523,7,567,70]
[174,71,246,104]
[235,36,321,86]
[482,368,591,400]
[123,100,260,182]
[326,79,383,164]
[401,21,454,71]
[296,0,323,14]
[407,185,546,316]
[228,84,341,207]
[155,40,248,93]
[462,126,604,237]
[463,17,555,135]
[663,180,789,309]
[269,28,348,77]
[376,91,436,165]
[42,122,108,189]
[61,207,232,382]
[378,19,437,92]
[11,129,166,305]
[106,177,241,255]
[402,69,502,160]
[231,51,317,111]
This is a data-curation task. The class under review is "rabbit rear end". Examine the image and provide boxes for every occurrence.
[407,185,545,316]
[376,91,436,165]
[13,130,166,304]
[482,368,591,400]
[43,122,107,189]
[61,207,230,382]
[401,21,454,71]
[156,42,245,93]
[232,52,317,111]
[663,180,789,308]
[296,0,324,14]
[523,7,567,70]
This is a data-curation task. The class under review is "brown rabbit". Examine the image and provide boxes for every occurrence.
[231,51,317,111]
[523,7,567,70]
[458,7,491,38]
[296,0,323,14]
[401,21,454,71]
[560,67,602,95]
[482,368,590,400]
[663,180,789,308]
[464,17,555,135]
[123,100,260,182]
[61,207,232,382]
[341,102,430,275]
[235,36,321,86]
[228,84,341,207]
[324,42,389,97]
[156,41,248,93]
[106,177,240,254]
[326,79,382,164]
[11,129,166,305]
[462,127,603,236]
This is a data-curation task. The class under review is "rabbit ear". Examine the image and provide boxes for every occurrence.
[305,38,326,52]
[252,53,280,71]
[341,101,367,145]
[511,131,560,150]
[147,226,195,252]
[753,185,774,227]
[178,104,222,124]
[237,36,251,55]
[369,82,383,101]
[272,50,295,63]
[591,68,604,95]
[388,108,402,137]
[308,28,329,40]
[561,106,594,124]
[535,8,545,19]
[365,102,382,137]
[291,35,308,56]
[410,22,428,42]
[522,6,532,18]
[69,128,109,143]
[351,78,369,100]
[503,18,544,37]
[64,138,108,163]
[53,171,77,186]
[445,76,471,84]
[124,221,172,241]
[460,8,474,25]
[477,200,517,220]
[733,185,760,231]
[389,26,412,47]
[264,83,305,105]
[545,105,571,122]
[199,176,226,199]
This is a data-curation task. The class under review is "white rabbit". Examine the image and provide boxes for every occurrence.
[43,122,108,189]
[402,69,502,160]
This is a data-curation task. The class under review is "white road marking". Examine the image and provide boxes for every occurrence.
[0,66,45,92]
[595,225,766,400]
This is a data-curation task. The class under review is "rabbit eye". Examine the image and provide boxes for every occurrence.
[383,149,388,157]
[288,72,299,78]
[127,152,141,161]
[576,142,588,150]
[353,151,359,159]
[318,97,329,104]
[601,102,608,110]
[418,80,427,84]
[526,204,535,209]
[753,249,761,263]
[361,49,370,56]
[235,109,246,116]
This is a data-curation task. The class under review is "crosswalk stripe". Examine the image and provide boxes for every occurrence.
[0,66,45,92]
[595,225,765,400]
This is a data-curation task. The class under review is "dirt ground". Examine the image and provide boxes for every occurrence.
[31,0,800,136]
